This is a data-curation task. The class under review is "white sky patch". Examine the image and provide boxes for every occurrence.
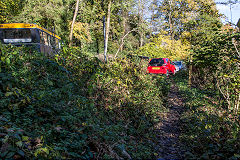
[215,0,240,25]
[217,5,229,11]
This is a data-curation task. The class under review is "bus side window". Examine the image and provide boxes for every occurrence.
[42,32,48,45]
[55,38,59,49]
[40,31,44,44]
[58,41,61,49]
[47,34,51,46]
[50,36,56,48]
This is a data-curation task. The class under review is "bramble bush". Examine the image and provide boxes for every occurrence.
[0,44,95,159]
[0,44,169,159]
[88,57,170,158]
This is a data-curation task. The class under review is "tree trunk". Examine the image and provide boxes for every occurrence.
[188,54,192,87]
[236,93,240,114]
[168,0,173,40]
[138,0,144,48]
[104,0,111,62]
[151,6,154,37]
[69,0,80,47]
[102,0,106,53]
[120,10,127,52]
[96,37,99,54]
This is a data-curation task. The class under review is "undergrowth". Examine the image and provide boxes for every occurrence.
[0,44,169,159]
[173,71,240,160]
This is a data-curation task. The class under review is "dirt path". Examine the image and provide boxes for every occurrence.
[154,81,185,159]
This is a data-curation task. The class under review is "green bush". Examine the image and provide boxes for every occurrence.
[0,44,169,159]
[173,72,240,159]
[88,57,169,159]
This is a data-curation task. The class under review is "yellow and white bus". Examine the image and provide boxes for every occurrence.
[0,23,61,55]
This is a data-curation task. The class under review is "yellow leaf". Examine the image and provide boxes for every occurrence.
[22,136,29,141]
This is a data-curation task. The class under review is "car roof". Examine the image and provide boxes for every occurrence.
[150,58,168,60]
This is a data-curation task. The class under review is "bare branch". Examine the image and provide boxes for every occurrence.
[232,38,240,57]
[114,28,137,59]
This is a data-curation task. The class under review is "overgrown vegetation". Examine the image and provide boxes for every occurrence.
[173,71,240,159]
[1,0,240,159]
[0,44,169,159]
[190,16,240,114]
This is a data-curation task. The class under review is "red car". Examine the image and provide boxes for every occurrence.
[146,58,176,75]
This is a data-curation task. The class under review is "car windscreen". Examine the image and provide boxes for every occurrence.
[3,29,32,43]
[149,58,165,66]
[174,62,182,66]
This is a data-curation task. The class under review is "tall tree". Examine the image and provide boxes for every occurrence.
[69,0,81,47]
[136,0,151,48]
[103,0,112,62]
[138,0,144,47]
[152,0,219,39]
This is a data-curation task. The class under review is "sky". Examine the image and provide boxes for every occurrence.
[215,0,240,25]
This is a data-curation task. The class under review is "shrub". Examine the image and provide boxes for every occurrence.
[0,44,170,159]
